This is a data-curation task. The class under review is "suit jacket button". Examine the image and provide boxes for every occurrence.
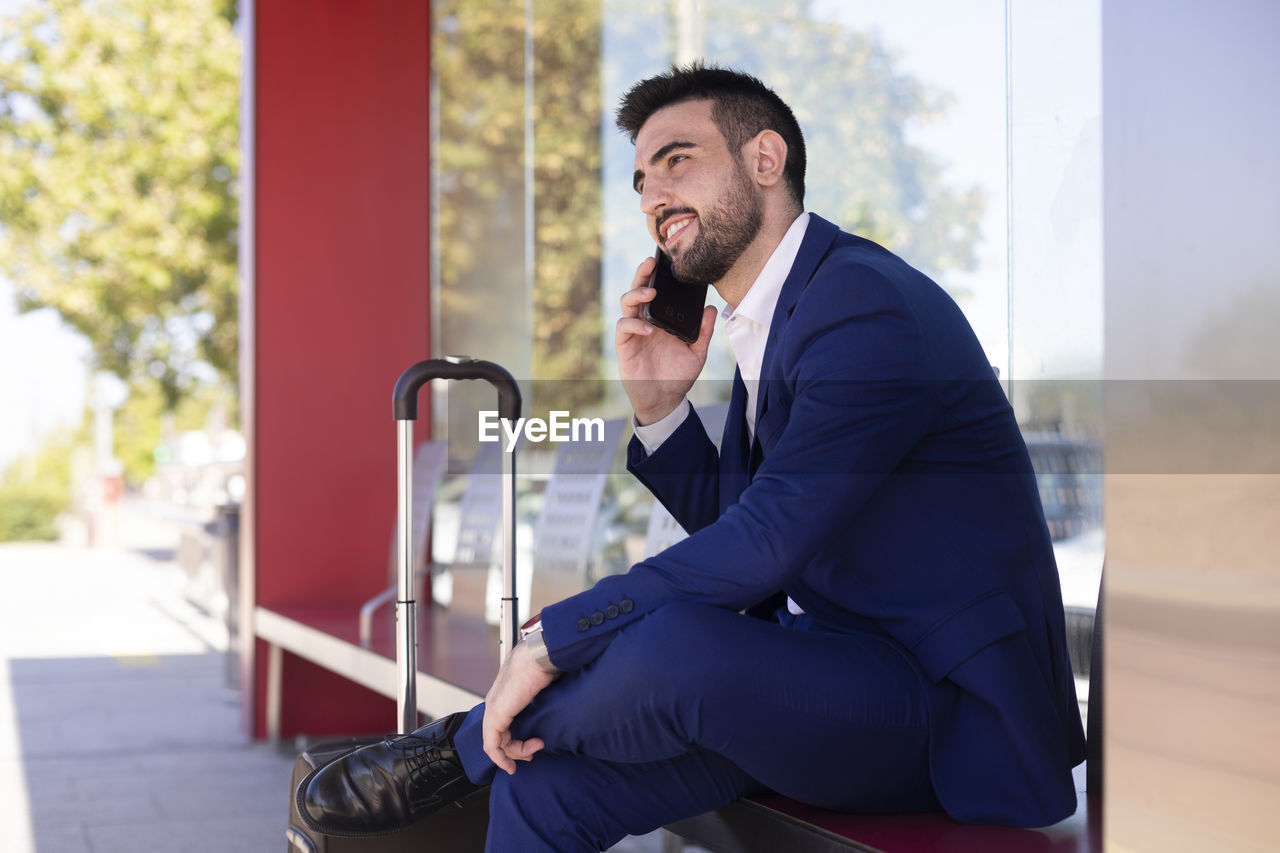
[576,618,591,632]
[619,599,634,614]
[590,611,605,626]
[605,605,619,619]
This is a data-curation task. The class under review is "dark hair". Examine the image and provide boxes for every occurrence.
[616,63,806,207]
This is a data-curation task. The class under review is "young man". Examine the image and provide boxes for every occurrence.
[300,64,1086,851]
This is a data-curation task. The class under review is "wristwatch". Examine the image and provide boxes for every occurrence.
[520,612,561,675]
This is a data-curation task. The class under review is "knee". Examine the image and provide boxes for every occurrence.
[488,763,547,830]
[488,757,610,851]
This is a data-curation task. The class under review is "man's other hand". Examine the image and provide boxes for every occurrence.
[617,255,717,425]
[482,640,558,775]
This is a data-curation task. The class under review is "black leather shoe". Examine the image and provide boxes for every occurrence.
[297,712,482,837]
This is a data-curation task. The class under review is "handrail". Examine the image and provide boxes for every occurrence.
[357,568,430,648]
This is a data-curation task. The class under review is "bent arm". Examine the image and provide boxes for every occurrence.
[543,270,939,671]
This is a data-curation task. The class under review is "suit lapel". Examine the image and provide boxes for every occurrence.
[754,214,841,430]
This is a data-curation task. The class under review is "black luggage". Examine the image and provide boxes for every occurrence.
[284,359,522,852]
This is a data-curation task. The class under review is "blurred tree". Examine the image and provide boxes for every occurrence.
[0,421,85,541]
[433,0,604,421]
[0,0,240,411]
[113,377,227,486]
[427,0,985,419]
[630,0,987,282]
[529,1,604,403]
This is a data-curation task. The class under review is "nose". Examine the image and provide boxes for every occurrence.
[640,183,671,244]
[639,174,669,221]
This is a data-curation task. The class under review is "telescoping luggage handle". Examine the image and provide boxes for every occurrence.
[393,357,522,734]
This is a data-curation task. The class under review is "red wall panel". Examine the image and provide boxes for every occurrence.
[252,0,430,736]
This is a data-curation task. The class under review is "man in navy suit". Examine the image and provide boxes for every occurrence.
[300,64,1086,850]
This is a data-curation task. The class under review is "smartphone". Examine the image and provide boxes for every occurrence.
[642,247,709,344]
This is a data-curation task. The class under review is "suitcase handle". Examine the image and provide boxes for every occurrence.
[391,356,521,732]
[393,357,522,422]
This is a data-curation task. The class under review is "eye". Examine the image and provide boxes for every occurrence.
[669,154,688,167]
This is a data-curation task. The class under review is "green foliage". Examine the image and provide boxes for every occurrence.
[113,377,226,485]
[0,0,240,411]
[530,2,605,401]
[0,481,64,541]
[650,0,987,278]
[112,379,166,485]
[0,423,85,542]
[433,0,605,421]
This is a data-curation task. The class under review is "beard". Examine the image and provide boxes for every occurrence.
[666,160,764,284]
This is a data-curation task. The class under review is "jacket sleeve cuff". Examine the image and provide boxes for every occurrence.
[539,574,662,672]
[632,399,690,456]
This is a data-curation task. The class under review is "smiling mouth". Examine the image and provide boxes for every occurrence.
[661,215,695,248]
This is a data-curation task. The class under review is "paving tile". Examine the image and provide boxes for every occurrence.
[28,823,94,853]
[85,816,285,853]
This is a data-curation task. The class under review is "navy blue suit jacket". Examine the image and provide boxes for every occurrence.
[542,214,1087,826]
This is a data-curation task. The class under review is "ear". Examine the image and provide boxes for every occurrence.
[748,129,788,189]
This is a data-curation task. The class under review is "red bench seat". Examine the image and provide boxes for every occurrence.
[667,763,1098,853]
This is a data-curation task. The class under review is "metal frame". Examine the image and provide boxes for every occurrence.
[396,419,419,732]
[391,357,521,733]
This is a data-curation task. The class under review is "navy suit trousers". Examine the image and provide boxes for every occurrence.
[453,601,946,852]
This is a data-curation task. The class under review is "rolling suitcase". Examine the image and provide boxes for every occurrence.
[285,358,522,852]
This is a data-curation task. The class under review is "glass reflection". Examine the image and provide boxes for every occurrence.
[428,1,1104,682]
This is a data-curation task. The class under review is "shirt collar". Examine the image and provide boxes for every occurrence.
[720,212,811,327]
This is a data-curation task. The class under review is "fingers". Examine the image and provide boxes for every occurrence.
[619,256,657,318]
[482,701,545,776]
[483,724,517,775]
[504,737,544,764]
[615,315,655,348]
[482,729,544,776]
[481,705,513,774]
[689,305,718,356]
[618,287,656,318]
[618,258,659,348]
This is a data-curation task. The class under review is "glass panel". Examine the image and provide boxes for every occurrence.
[428,1,1105,656]
[1008,0,1104,701]
[603,0,1008,385]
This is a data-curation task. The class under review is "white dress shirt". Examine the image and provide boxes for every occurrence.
[634,213,812,615]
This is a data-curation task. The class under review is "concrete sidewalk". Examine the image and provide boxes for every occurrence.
[0,506,690,852]
[0,516,296,852]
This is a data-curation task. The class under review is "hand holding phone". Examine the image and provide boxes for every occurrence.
[616,251,712,425]
[642,247,709,344]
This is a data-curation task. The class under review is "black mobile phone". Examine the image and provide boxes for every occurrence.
[642,247,708,344]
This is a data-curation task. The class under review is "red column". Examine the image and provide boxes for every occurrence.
[247,0,431,737]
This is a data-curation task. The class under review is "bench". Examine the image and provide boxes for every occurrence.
[256,439,487,741]
[253,421,626,742]
[665,765,1098,852]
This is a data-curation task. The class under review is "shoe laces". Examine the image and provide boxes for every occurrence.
[397,732,453,795]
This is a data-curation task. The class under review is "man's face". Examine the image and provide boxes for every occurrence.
[633,99,764,283]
